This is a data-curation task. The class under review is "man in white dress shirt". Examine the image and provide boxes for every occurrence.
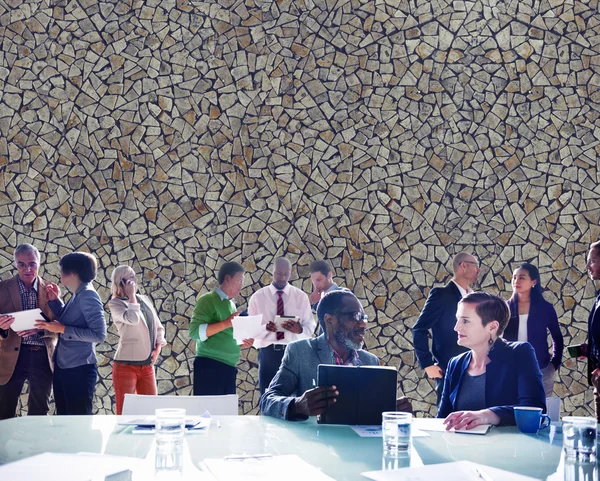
[248,257,315,395]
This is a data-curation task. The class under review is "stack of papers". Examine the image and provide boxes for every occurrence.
[0,453,141,481]
[8,308,45,331]
[118,412,212,434]
[363,460,539,481]
[203,454,335,481]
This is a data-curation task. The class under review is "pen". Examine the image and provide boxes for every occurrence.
[474,466,493,481]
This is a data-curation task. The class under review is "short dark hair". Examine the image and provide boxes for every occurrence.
[59,252,98,283]
[459,292,510,335]
[316,289,356,333]
[310,259,332,277]
[591,241,600,257]
[218,261,245,284]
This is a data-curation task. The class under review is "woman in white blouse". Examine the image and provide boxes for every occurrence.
[109,266,166,414]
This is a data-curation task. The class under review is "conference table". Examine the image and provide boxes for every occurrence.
[0,415,595,480]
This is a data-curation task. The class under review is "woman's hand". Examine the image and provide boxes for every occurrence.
[46,283,61,301]
[241,338,254,349]
[122,279,137,300]
[443,409,500,431]
[34,320,65,334]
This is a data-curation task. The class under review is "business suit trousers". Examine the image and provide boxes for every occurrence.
[193,357,237,395]
[53,363,98,415]
[112,362,157,415]
[258,345,286,395]
[0,345,52,420]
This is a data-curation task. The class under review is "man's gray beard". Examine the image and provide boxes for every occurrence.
[335,330,363,351]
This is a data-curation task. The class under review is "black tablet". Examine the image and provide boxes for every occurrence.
[316,364,397,425]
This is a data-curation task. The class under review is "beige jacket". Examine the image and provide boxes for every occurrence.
[0,276,57,385]
[109,295,166,362]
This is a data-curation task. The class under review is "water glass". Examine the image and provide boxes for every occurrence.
[562,416,597,461]
[382,412,412,453]
[155,408,185,473]
[382,451,411,470]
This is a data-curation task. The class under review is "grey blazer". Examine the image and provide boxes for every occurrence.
[49,282,107,369]
[260,334,379,420]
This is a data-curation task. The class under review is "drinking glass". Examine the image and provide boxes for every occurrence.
[562,416,597,461]
[382,412,412,453]
[155,408,185,474]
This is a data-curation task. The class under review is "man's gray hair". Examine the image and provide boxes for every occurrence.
[14,244,40,263]
[452,252,474,272]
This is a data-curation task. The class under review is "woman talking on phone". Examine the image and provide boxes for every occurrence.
[109,265,166,415]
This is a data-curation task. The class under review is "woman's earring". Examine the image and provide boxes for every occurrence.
[488,336,494,347]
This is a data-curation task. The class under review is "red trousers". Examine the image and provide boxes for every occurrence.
[112,362,157,415]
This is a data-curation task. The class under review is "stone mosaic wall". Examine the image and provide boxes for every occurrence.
[1,0,599,417]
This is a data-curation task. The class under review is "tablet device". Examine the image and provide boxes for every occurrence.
[317,364,397,425]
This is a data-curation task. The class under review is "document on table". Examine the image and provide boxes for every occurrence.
[363,460,539,481]
[0,452,141,481]
[412,418,492,435]
[231,314,263,343]
[350,425,429,438]
[8,308,45,331]
[203,454,335,481]
[119,411,212,433]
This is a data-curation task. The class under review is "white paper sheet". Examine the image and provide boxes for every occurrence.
[0,452,141,481]
[203,454,335,481]
[231,314,263,343]
[362,460,539,481]
[7,308,45,331]
[350,425,430,438]
[412,418,491,435]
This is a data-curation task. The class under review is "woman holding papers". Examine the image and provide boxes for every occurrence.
[504,263,563,397]
[34,252,106,415]
[438,292,546,429]
[108,266,167,414]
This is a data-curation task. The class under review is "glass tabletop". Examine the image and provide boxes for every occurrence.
[0,416,594,480]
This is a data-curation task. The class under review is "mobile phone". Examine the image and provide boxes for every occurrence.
[567,343,588,358]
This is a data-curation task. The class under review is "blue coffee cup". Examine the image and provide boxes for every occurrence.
[514,406,551,434]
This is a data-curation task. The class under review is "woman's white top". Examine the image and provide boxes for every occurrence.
[517,314,529,342]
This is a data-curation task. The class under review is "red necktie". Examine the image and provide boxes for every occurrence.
[276,291,284,340]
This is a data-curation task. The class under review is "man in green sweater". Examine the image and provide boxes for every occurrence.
[189,261,250,395]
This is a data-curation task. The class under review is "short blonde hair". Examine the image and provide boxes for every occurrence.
[111,265,136,299]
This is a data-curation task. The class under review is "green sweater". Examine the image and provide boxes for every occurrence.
[189,291,239,367]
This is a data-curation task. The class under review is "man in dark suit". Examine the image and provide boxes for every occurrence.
[0,244,57,419]
[586,240,600,421]
[412,252,481,405]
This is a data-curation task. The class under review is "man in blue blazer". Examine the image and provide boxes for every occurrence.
[412,252,480,404]
[260,290,411,420]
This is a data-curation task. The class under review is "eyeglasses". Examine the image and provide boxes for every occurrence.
[463,261,480,268]
[16,262,38,269]
[336,311,368,323]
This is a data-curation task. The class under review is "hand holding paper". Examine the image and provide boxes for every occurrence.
[231,314,263,344]
[7,309,45,332]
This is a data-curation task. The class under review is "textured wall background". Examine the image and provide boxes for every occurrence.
[1,0,599,417]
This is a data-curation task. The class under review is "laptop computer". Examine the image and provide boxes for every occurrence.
[316,364,397,425]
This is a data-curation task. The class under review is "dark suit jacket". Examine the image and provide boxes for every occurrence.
[412,281,468,372]
[505,295,564,370]
[260,334,379,421]
[587,294,600,385]
[437,339,546,425]
[0,276,56,385]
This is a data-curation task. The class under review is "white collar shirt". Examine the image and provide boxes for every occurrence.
[248,283,316,348]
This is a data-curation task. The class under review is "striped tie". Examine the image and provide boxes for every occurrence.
[276,291,284,341]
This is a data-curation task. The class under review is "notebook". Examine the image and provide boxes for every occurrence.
[316,364,397,425]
